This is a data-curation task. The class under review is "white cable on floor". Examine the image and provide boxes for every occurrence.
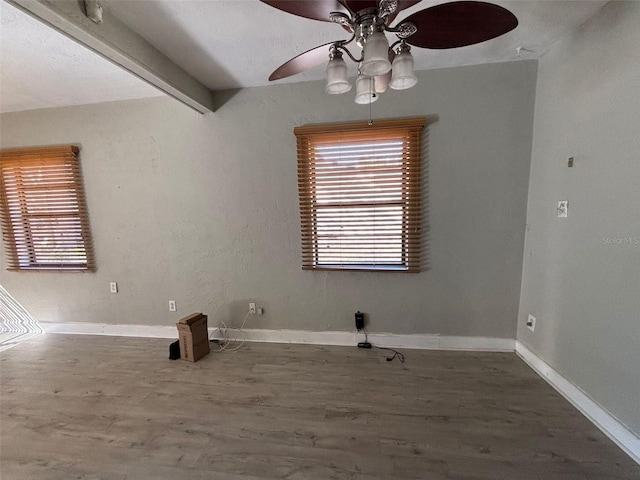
[209,310,251,353]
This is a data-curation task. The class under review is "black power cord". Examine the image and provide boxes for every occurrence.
[357,327,372,349]
[357,327,405,363]
[375,346,405,363]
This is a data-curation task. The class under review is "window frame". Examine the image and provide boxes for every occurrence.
[0,146,95,272]
[295,118,425,273]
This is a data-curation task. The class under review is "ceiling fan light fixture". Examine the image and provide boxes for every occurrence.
[390,45,417,91]
[326,52,351,94]
[374,74,389,94]
[361,31,391,77]
[262,0,518,105]
[354,74,378,105]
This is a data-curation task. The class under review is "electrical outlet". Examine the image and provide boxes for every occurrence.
[249,303,256,314]
[109,282,118,294]
[169,300,176,312]
[527,314,536,332]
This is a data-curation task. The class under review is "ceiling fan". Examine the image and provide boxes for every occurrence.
[260,0,518,103]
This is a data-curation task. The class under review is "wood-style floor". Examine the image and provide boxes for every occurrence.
[1,334,638,479]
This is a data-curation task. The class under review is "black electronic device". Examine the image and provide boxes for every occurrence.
[169,340,181,360]
[355,311,365,330]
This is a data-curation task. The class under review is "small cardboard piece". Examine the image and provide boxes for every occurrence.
[176,313,209,362]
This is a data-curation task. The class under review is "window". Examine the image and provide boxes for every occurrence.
[295,118,425,272]
[0,146,95,271]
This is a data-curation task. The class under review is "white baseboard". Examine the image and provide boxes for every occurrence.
[41,322,515,352]
[42,322,177,338]
[516,341,640,466]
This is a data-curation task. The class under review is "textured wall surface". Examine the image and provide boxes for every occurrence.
[0,60,536,338]
[518,1,640,434]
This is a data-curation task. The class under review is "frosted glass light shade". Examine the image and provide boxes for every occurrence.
[390,50,417,90]
[326,56,351,94]
[374,73,389,94]
[361,31,391,77]
[354,74,378,104]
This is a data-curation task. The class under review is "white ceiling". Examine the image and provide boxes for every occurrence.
[0,1,161,113]
[1,0,608,113]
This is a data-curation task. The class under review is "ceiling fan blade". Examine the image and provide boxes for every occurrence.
[341,0,420,17]
[388,0,423,23]
[397,0,422,10]
[401,1,517,49]
[260,0,348,22]
[269,42,337,81]
[340,0,420,29]
[340,1,379,13]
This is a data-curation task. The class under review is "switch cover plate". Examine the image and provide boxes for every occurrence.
[558,201,568,218]
[527,314,536,332]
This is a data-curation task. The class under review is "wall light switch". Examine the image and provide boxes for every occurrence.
[110,282,118,293]
[558,200,568,218]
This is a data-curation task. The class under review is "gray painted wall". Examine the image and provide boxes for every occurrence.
[518,1,640,435]
[0,60,536,338]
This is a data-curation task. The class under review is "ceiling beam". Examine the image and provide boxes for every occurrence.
[7,0,217,114]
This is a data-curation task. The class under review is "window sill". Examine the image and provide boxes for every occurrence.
[304,264,418,273]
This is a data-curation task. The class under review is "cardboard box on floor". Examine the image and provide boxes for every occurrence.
[176,313,209,362]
